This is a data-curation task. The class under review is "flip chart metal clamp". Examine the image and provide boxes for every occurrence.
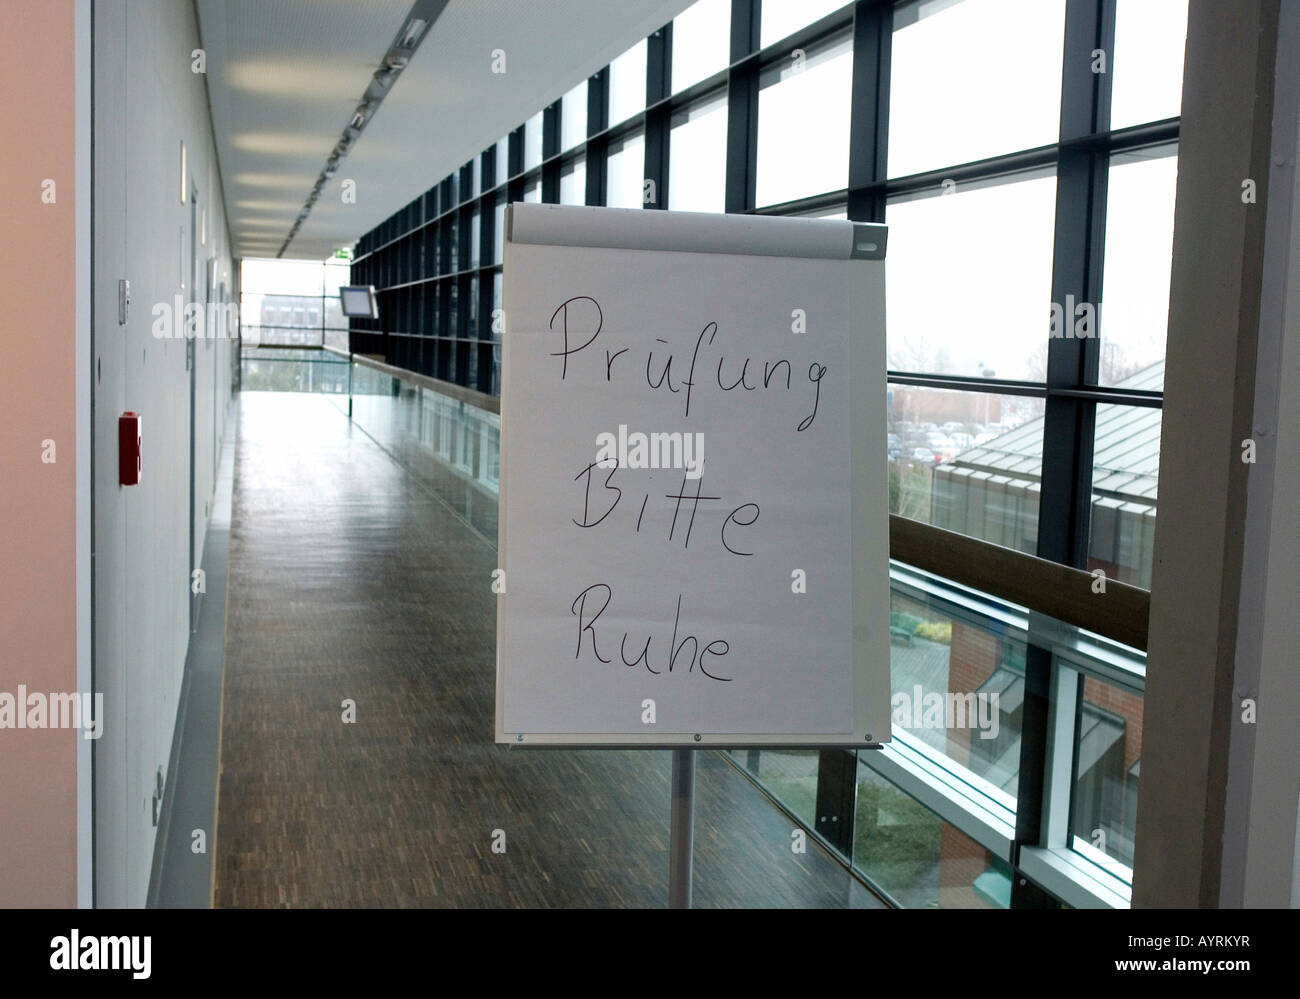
[851,222,888,260]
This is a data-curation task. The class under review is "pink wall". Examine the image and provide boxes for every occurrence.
[0,0,79,907]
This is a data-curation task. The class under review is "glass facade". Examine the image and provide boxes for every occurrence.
[346,0,1183,908]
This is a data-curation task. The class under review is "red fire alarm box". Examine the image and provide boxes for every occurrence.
[119,412,141,486]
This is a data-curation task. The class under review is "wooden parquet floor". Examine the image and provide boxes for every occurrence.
[212,392,882,908]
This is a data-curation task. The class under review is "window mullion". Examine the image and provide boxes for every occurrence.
[725,0,760,212]
[645,24,672,210]
[847,0,891,223]
[1013,0,1118,909]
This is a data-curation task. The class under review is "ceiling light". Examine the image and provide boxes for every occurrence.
[398,18,426,48]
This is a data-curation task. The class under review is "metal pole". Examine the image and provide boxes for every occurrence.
[348,353,353,419]
[668,748,696,909]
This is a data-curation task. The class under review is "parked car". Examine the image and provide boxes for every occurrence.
[909,447,935,464]
[887,434,903,459]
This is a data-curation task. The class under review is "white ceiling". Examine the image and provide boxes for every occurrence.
[197,0,697,259]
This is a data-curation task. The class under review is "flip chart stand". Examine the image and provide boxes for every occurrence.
[668,748,696,908]
[497,204,893,907]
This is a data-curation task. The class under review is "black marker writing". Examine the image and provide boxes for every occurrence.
[549,296,603,379]
[570,583,732,682]
[547,297,829,432]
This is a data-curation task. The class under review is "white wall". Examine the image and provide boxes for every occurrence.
[93,0,234,908]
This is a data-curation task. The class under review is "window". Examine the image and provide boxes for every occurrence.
[888,386,1045,551]
[888,588,1026,801]
[1089,404,1161,589]
[445,279,458,337]
[1110,0,1188,129]
[760,0,847,49]
[560,156,587,206]
[492,199,505,265]
[495,135,510,185]
[608,38,647,126]
[672,0,730,93]
[1069,670,1144,877]
[561,80,588,150]
[1097,148,1178,387]
[465,275,479,335]
[443,217,458,273]
[886,171,1058,382]
[755,34,852,207]
[888,0,1066,178]
[606,131,645,209]
[524,111,544,171]
[668,92,727,213]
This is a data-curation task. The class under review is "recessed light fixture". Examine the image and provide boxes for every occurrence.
[398,17,426,48]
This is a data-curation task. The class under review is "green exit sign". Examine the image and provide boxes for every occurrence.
[333,247,353,260]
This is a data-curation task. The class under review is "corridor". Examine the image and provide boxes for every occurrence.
[212,391,877,908]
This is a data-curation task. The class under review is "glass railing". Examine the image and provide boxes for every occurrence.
[341,360,499,541]
[239,346,351,394]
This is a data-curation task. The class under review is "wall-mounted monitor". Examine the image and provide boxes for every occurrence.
[339,285,379,319]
